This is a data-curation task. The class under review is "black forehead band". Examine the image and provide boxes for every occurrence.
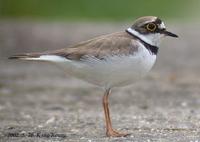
[155,18,162,24]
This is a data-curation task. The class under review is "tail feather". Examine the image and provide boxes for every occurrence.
[9,53,67,62]
[8,53,42,60]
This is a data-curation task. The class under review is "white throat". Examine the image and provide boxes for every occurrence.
[126,28,163,47]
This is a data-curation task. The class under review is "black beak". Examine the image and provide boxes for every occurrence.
[163,30,178,38]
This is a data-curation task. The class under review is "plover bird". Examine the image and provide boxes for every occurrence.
[9,16,178,137]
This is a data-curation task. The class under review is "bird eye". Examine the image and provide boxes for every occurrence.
[146,23,157,32]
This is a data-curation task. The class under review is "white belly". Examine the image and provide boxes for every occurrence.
[55,45,157,89]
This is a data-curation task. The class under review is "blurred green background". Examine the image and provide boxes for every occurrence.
[0,0,199,21]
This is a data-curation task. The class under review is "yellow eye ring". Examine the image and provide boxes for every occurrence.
[146,23,156,32]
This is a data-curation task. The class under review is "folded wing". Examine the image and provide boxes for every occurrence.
[9,32,139,62]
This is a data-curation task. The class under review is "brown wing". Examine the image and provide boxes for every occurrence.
[51,32,139,61]
[9,32,139,61]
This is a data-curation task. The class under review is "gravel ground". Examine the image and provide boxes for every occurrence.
[0,21,200,142]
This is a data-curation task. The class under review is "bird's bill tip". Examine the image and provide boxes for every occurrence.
[164,30,178,38]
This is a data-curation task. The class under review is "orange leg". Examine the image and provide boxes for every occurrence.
[102,88,129,137]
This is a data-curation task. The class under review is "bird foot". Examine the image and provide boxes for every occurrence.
[106,129,129,137]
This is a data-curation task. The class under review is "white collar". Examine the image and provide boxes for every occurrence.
[126,28,155,46]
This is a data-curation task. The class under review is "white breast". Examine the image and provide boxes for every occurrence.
[52,41,157,89]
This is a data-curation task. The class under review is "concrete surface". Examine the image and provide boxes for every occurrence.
[0,21,200,142]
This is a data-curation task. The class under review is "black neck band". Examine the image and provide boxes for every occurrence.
[126,29,159,55]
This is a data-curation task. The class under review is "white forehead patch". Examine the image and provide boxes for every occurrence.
[159,22,166,29]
